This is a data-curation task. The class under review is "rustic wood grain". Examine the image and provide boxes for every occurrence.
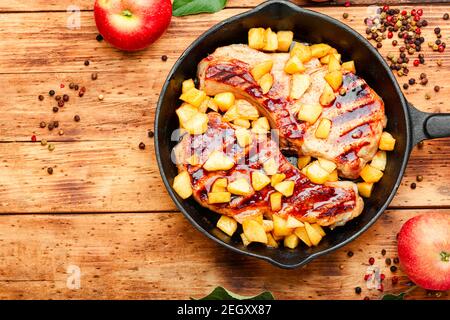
[0,209,447,300]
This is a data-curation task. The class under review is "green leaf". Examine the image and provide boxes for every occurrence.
[173,0,228,17]
[194,286,275,300]
[381,292,406,300]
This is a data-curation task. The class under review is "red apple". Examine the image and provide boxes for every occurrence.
[397,213,450,291]
[94,0,172,51]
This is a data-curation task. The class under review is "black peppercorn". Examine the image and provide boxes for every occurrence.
[74,84,79,91]
[434,27,441,34]
[444,13,449,20]
[403,83,409,90]
[40,121,46,128]
[411,182,417,189]
[393,257,400,264]
[139,142,146,150]
[55,95,61,101]
[385,258,392,265]
[84,60,90,66]
[161,55,168,62]
[38,95,44,101]
[53,121,59,128]
[148,130,154,138]
[69,83,75,89]
[74,115,80,122]
[434,86,440,92]
[48,123,54,131]
[96,34,103,42]
[355,287,362,294]
[47,167,53,175]
[49,90,55,96]
[53,106,59,113]
[58,100,64,107]
[63,94,69,102]
[381,249,386,256]
[347,251,354,257]
[408,78,415,85]
[390,265,398,272]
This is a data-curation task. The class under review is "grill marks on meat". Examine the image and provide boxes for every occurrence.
[174,113,363,227]
[198,44,386,179]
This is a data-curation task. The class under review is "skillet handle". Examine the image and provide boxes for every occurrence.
[408,102,450,146]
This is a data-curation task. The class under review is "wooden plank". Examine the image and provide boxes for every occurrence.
[0,209,447,300]
[0,1,446,12]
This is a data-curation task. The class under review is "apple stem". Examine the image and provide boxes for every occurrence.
[440,251,450,262]
[122,10,133,18]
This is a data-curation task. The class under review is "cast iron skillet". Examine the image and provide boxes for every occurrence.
[155,0,450,268]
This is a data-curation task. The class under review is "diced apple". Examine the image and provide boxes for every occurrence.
[311,224,326,237]
[211,178,228,193]
[251,60,273,81]
[294,226,312,247]
[327,170,339,182]
[271,173,286,187]
[248,27,265,50]
[379,131,396,151]
[284,55,306,74]
[301,162,312,175]
[227,178,253,196]
[198,97,210,113]
[319,83,336,106]
[274,180,295,197]
[320,52,341,64]
[290,74,311,99]
[258,73,273,94]
[277,31,294,52]
[208,191,231,204]
[297,155,311,169]
[214,92,235,112]
[310,43,332,58]
[272,232,284,241]
[176,103,198,125]
[180,88,206,107]
[360,164,384,183]
[290,43,312,63]
[216,215,238,237]
[173,171,192,199]
[182,79,195,93]
[286,215,304,228]
[315,118,332,139]
[342,60,356,73]
[273,215,293,236]
[240,233,251,246]
[328,54,341,72]
[318,158,337,173]
[324,71,343,91]
[235,127,252,148]
[252,171,271,191]
[306,161,330,184]
[284,234,299,249]
[263,28,278,51]
[304,221,322,246]
[223,105,239,122]
[183,112,209,135]
[270,192,282,212]
[263,158,278,175]
[252,117,270,133]
[357,182,374,198]
[266,232,279,248]
[203,151,235,171]
[371,150,387,171]
[236,100,260,120]
[206,98,219,112]
[263,220,274,232]
[233,118,251,128]
[243,219,268,244]
[297,103,323,124]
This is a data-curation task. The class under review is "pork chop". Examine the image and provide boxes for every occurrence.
[173,113,364,227]
[197,44,386,179]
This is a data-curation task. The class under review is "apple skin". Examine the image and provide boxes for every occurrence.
[94,0,172,51]
[397,213,450,291]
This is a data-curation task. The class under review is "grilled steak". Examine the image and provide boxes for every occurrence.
[173,113,364,227]
[198,44,386,179]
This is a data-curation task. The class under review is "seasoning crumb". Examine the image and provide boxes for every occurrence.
[139,142,146,150]
[410,182,417,189]
[84,60,90,66]
[424,93,430,100]
[47,167,53,175]
[355,287,361,294]
[48,144,55,151]
[41,139,47,146]
[161,55,168,62]
[58,129,64,136]
[98,94,104,101]
[96,34,103,42]
[343,13,349,19]
[148,130,154,138]
[437,60,443,66]
[74,115,80,122]
[91,72,98,80]
[416,175,423,182]
[339,264,344,270]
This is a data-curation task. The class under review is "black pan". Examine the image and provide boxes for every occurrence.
[155,0,450,268]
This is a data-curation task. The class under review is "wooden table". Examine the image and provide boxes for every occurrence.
[0,0,448,300]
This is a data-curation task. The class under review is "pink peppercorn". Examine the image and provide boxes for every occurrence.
[31,135,37,142]
[413,59,420,67]
[380,274,386,281]
[417,9,423,16]
[369,257,375,265]
[344,1,351,7]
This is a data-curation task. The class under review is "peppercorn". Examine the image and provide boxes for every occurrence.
[355,287,362,294]
[419,72,426,79]
[377,42,383,49]
[38,95,44,101]
[393,257,399,264]
[96,34,103,42]
[411,182,417,189]
[49,90,55,96]
[74,84,79,91]
[385,257,392,265]
[390,265,398,272]
[48,123,54,131]
[420,78,428,85]
[434,86,440,92]
[381,249,386,256]
[413,59,420,67]
[53,106,59,113]
[139,142,146,150]
[343,13,349,19]
[408,78,415,85]
[91,72,98,80]
[74,115,80,122]
[416,175,423,182]
[84,60,90,66]
[47,167,53,175]
[58,100,64,107]
[79,91,84,97]
[69,83,75,89]
[53,121,59,128]
[40,121,46,128]
[403,83,409,90]
[55,95,61,101]
[422,20,428,27]
[63,94,69,102]
[434,27,441,34]
[444,13,449,20]
[161,55,168,62]
[48,144,55,151]
[392,40,398,46]
[148,130,154,138]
